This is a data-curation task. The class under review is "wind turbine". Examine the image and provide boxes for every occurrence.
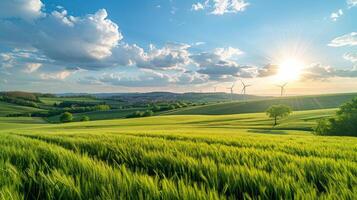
[213,86,217,93]
[277,82,288,97]
[226,82,235,101]
[240,80,252,101]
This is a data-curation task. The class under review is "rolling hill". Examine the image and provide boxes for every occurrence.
[60,92,268,103]
[46,108,147,123]
[166,93,357,115]
[0,101,44,117]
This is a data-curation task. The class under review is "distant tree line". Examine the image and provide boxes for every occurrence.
[0,91,42,102]
[0,95,40,108]
[54,101,107,108]
[7,104,110,117]
[126,110,154,118]
[125,101,195,118]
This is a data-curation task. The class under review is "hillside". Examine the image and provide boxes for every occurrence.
[167,93,357,115]
[46,108,147,123]
[61,92,267,103]
[0,101,44,117]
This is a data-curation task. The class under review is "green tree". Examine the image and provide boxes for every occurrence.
[80,116,90,121]
[95,104,110,111]
[315,98,357,136]
[60,112,73,123]
[266,105,292,126]
[152,105,161,112]
[143,110,154,117]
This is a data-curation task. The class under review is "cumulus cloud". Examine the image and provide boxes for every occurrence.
[192,47,252,81]
[0,0,44,20]
[192,2,205,11]
[302,63,357,80]
[175,71,209,85]
[347,0,357,8]
[136,43,191,70]
[191,0,249,15]
[211,0,249,15]
[24,63,42,73]
[0,4,191,72]
[40,70,72,80]
[0,49,48,70]
[328,32,357,47]
[343,52,357,63]
[97,70,178,87]
[36,9,121,62]
[102,42,191,71]
[214,47,243,59]
[79,69,208,87]
[0,6,122,66]
[257,64,279,77]
[330,9,343,21]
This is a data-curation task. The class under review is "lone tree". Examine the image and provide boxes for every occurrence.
[60,112,73,123]
[266,105,292,126]
[315,97,357,136]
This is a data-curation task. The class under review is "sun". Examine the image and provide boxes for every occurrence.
[276,58,304,82]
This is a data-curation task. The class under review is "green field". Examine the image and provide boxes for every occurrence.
[1,108,356,199]
[167,93,357,115]
[0,101,44,117]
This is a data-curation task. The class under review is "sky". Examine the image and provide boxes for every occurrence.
[0,0,356,95]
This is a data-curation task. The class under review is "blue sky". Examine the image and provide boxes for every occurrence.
[0,0,356,95]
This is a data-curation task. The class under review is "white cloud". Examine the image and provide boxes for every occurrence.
[135,43,191,70]
[40,70,72,80]
[328,32,357,47]
[99,70,174,87]
[302,63,357,80]
[193,42,206,46]
[0,7,122,65]
[0,49,49,71]
[191,47,252,81]
[347,0,357,8]
[214,46,243,60]
[343,52,357,63]
[192,2,205,11]
[24,63,42,73]
[211,0,249,15]
[0,53,15,68]
[37,9,122,61]
[191,0,249,15]
[330,9,343,21]
[0,0,44,20]
[175,71,209,85]
[257,64,279,77]
[81,69,208,87]
[0,2,194,73]
[0,53,12,62]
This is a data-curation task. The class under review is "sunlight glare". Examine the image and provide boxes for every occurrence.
[276,58,304,82]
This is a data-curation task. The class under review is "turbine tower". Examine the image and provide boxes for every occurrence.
[226,82,235,101]
[277,82,288,97]
[240,80,252,101]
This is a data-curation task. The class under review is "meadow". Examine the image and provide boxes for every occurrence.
[1,108,356,199]
[168,93,357,115]
[0,102,44,117]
